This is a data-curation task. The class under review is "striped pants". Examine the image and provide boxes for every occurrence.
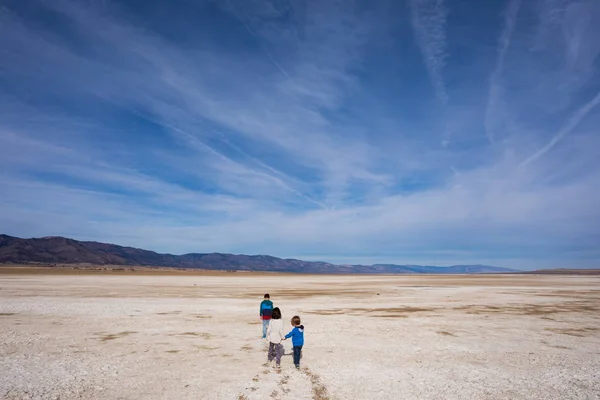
[267,342,284,365]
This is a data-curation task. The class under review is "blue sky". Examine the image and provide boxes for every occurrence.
[1,0,599,269]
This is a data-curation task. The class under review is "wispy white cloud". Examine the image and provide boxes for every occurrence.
[531,0,568,51]
[3,144,598,269]
[562,1,600,77]
[59,0,387,201]
[239,19,294,83]
[484,0,521,144]
[519,90,600,168]
[409,0,449,105]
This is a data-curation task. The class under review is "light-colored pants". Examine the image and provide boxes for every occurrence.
[262,319,270,338]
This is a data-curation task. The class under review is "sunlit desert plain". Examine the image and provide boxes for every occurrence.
[1,268,599,399]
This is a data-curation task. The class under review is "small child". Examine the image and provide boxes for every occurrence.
[284,315,304,369]
[259,294,274,339]
[266,307,285,368]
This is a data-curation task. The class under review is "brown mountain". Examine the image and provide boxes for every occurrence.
[0,234,516,274]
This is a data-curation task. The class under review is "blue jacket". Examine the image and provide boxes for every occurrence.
[260,300,273,320]
[285,325,304,346]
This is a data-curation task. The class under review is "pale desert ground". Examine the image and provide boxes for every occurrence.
[1,270,599,400]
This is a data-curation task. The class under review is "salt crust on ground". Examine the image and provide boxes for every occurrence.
[1,273,599,399]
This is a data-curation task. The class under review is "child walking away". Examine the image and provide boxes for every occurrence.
[284,315,304,369]
[260,294,273,339]
[266,307,285,368]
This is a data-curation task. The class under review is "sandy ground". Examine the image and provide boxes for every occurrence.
[1,272,599,400]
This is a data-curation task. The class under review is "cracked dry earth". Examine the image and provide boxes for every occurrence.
[1,271,600,399]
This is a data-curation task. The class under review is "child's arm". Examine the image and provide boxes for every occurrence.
[284,328,294,339]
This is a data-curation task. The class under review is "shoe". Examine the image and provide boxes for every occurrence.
[295,365,300,370]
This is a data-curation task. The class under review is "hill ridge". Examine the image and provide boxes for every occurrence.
[0,234,516,274]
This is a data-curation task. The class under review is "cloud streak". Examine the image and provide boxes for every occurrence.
[484,0,521,144]
[240,20,294,83]
[519,90,600,168]
[409,0,449,104]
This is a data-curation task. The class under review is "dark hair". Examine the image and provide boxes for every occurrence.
[271,307,281,319]
[264,294,270,299]
[291,315,301,326]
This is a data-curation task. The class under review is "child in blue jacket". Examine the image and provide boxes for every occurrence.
[284,315,304,369]
[259,294,274,339]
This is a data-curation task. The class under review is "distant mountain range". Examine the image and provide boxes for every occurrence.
[0,234,517,274]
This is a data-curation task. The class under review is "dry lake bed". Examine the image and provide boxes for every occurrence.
[1,270,599,400]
